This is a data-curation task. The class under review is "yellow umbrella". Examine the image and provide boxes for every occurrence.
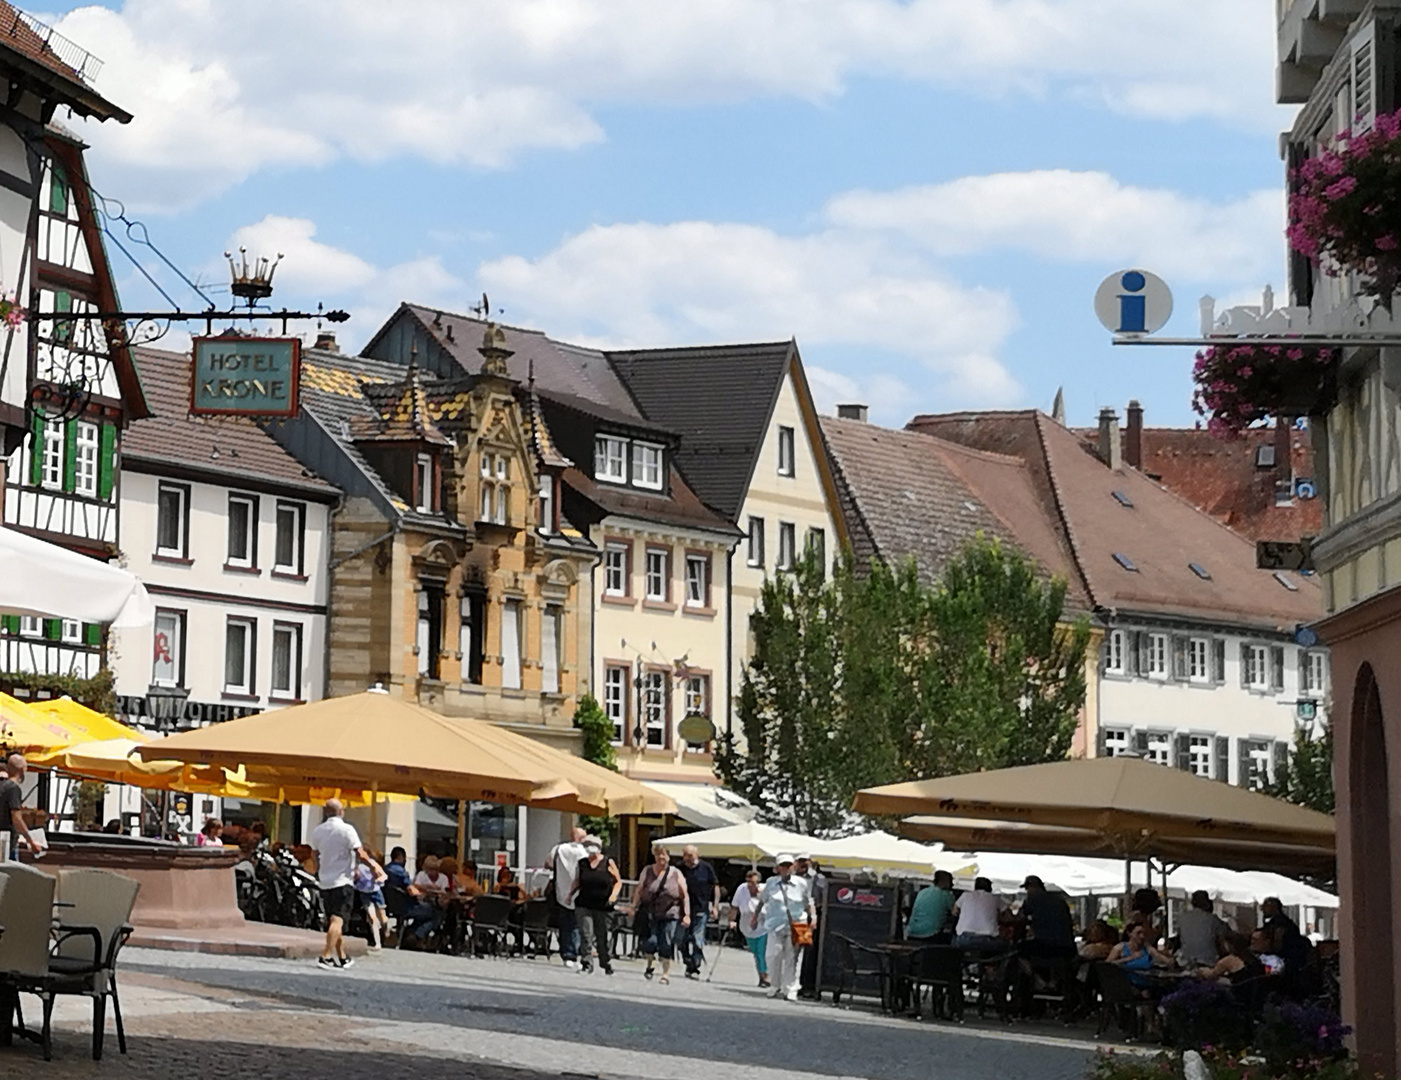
[25,696,147,746]
[0,691,67,756]
[35,737,252,796]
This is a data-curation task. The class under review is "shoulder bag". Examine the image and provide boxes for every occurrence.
[780,878,814,948]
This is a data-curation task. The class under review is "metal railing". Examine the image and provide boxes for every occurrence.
[5,7,103,85]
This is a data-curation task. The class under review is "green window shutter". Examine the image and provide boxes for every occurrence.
[98,422,117,500]
[49,163,68,214]
[54,290,72,344]
[28,408,44,485]
[83,622,101,646]
[43,618,61,641]
[62,419,76,492]
[2,615,18,634]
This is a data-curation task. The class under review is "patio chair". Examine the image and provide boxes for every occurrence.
[830,934,890,1010]
[51,868,140,1059]
[1094,962,1148,1042]
[911,945,964,1021]
[382,884,413,948]
[469,894,513,957]
[516,898,555,960]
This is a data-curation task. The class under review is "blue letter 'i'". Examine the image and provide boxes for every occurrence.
[1117,271,1147,333]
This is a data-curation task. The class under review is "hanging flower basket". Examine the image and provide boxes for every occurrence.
[1191,342,1336,439]
[0,288,24,328]
[1288,110,1401,306]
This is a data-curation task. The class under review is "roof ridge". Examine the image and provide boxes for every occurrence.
[1032,411,1100,610]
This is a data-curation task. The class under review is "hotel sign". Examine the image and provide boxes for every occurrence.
[191,336,300,417]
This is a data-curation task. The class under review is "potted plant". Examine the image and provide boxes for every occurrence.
[1191,343,1336,438]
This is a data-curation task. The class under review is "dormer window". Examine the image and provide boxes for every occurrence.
[415,453,434,513]
[479,452,510,525]
[595,433,665,491]
[632,442,663,490]
[595,436,627,483]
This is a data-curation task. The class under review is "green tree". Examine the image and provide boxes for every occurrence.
[718,535,1090,834]
[573,694,618,840]
[1265,723,1335,815]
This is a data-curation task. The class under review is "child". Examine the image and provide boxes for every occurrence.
[353,849,390,950]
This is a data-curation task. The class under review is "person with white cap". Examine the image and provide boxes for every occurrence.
[757,853,816,1001]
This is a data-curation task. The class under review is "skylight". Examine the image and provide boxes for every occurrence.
[1189,563,1211,580]
[1113,552,1138,572]
[1111,490,1134,508]
[1274,571,1300,592]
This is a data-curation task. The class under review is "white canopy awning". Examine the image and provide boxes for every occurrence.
[659,823,974,877]
[641,781,756,829]
[0,526,152,627]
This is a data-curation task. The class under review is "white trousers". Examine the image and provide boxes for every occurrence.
[766,931,804,997]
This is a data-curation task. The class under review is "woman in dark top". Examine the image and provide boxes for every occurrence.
[569,835,621,974]
[495,867,527,904]
[631,843,690,984]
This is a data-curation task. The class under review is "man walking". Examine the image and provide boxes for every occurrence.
[679,843,720,979]
[549,825,588,968]
[0,754,42,859]
[758,854,816,1002]
[310,799,375,970]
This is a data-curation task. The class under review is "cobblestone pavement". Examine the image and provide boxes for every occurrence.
[0,946,1108,1079]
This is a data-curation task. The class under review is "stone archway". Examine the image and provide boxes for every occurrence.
[1349,662,1396,1074]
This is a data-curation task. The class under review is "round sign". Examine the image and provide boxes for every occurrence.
[677,713,715,744]
[1294,624,1319,647]
[1094,268,1173,336]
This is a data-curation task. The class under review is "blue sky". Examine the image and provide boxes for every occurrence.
[48,1,1295,427]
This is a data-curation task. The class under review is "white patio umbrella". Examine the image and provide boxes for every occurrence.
[0,525,152,627]
[658,821,819,866]
[817,831,976,879]
[659,823,975,877]
[969,852,1128,897]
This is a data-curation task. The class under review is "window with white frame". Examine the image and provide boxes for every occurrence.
[642,670,667,748]
[274,500,304,574]
[1303,650,1328,695]
[777,425,795,477]
[1246,645,1270,689]
[807,527,826,575]
[777,522,796,570]
[417,589,444,680]
[151,609,185,687]
[604,543,629,596]
[60,618,81,643]
[1246,739,1273,789]
[1102,728,1129,757]
[227,493,258,568]
[494,483,508,524]
[1189,735,1212,777]
[19,616,40,637]
[479,478,492,522]
[40,417,63,490]
[541,606,561,694]
[538,474,554,532]
[224,617,255,695]
[1146,633,1168,679]
[271,622,302,699]
[501,600,522,690]
[156,484,188,558]
[595,436,627,483]
[685,553,709,608]
[645,548,668,602]
[1105,629,1125,674]
[747,517,765,568]
[73,421,98,497]
[1188,638,1210,683]
[459,593,484,685]
[604,665,628,745]
[631,442,663,490]
[415,454,434,513]
[1145,730,1172,766]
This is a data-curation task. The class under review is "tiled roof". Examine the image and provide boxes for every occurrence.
[122,347,338,496]
[907,410,1323,631]
[608,342,793,521]
[563,464,742,538]
[0,2,129,122]
[526,388,573,470]
[355,363,453,446]
[820,416,1090,611]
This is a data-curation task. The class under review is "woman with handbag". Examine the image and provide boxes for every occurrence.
[632,842,690,984]
[757,853,817,1002]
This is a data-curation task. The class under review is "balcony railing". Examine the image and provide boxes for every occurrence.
[4,7,102,85]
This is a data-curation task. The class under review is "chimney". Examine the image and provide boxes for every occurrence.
[1097,407,1122,470]
[314,331,339,353]
[1125,399,1143,470]
[837,403,868,422]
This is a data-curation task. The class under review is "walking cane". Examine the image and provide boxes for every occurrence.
[706,922,734,982]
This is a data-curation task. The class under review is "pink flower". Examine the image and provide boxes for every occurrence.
[1378,235,1399,251]
[1324,176,1358,200]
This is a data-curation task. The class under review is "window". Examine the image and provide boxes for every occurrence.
[1101,728,1129,757]
[151,610,185,687]
[1303,650,1328,695]
[415,454,434,513]
[538,474,554,533]
[1113,552,1138,572]
[604,543,630,597]
[777,522,796,570]
[60,619,81,643]
[777,425,795,477]
[494,484,508,525]
[645,548,668,602]
[1188,562,1211,580]
[595,436,627,483]
[417,589,443,680]
[271,622,302,699]
[227,493,258,568]
[274,501,304,575]
[479,481,492,522]
[604,665,629,745]
[631,442,663,490]
[1111,490,1134,508]
[1245,645,1270,690]
[73,421,98,497]
[1144,731,1171,766]
[1188,638,1210,683]
[459,593,485,685]
[747,517,765,568]
[642,670,667,748]
[1255,444,1276,469]
[156,484,188,558]
[683,674,710,751]
[685,553,709,608]
[541,606,561,694]
[807,527,826,575]
[501,600,522,690]
[1105,629,1125,675]
[1245,740,1273,790]
[1188,735,1212,778]
[40,417,63,490]
[224,617,255,695]
[19,616,40,637]
[1145,633,1168,679]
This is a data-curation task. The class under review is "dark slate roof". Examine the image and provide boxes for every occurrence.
[123,347,338,498]
[563,464,742,538]
[607,342,793,520]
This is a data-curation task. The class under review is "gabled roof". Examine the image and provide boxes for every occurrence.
[0,2,129,123]
[906,410,1323,631]
[122,347,338,497]
[607,342,792,521]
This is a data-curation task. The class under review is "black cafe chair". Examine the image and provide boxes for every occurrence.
[911,946,965,1021]
[831,934,890,1011]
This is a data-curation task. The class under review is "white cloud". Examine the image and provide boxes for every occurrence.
[229,216,376,293]
[827,171,1284,285]
[57,0,1289,209]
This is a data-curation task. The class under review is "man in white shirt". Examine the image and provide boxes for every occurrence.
[549,826,588,968]
[952,877,1008,952]
[757,854,817,1001]
[310,799,374,970]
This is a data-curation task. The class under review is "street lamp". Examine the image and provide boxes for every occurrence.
[144,684,190,731]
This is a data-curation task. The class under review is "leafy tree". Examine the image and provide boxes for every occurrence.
[1265,723,1335,815]
[573,694,618,840]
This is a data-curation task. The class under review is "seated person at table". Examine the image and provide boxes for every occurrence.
[1129,888,1164,936]
[1078,920,1116,961]
[1196,931,1265,986]
[1250,928,1286,976]
[384,847,413,890]
[495,866,527,903]
[408,855,451,943]
[952,877,1009,951]
[1017,876,1076,958]
[1177,890,1229,969]
[457,860,484,898]
[906,870,957,943]
[1260,897,1311,974]
[439,856,461,891]
[1108,922,1172,988]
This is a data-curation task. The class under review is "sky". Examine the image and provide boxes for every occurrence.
[43,1,1297,428]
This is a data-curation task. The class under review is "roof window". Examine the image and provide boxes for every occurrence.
[1112,552,1138,572]
[1274,571,1300,592]
[1111,490,1134,508]
[1256,445,1276,469]
[1188,562,1211,580]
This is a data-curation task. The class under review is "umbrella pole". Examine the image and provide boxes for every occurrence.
[273,801,282,843]
[371,781,380,856]
[456,799,466,865]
